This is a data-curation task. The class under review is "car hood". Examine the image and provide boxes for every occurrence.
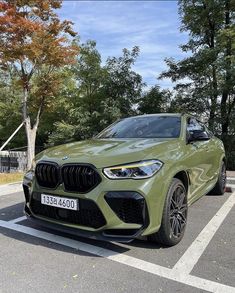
[36,138,180,168]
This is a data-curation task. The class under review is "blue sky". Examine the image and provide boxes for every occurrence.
[58,1,189,89]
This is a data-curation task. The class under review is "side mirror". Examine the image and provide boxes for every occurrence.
[187,130,210,143]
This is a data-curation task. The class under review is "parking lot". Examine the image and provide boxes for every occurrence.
[0,179,235,293]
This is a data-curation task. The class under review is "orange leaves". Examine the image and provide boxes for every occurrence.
[0,0,79,122]
[0,0,79,74]
[0,1,11,12]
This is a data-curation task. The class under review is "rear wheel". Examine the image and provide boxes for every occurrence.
[148,178,188,246]
[210,161,226,195]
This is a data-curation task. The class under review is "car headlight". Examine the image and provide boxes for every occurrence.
[103,160,163,179]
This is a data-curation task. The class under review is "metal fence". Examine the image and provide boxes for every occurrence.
[0,151,27,173]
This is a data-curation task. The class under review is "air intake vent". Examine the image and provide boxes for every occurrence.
[30,192,106,229]
[105,192,146,224]
[35,162,59,189]
[61,164,101,193]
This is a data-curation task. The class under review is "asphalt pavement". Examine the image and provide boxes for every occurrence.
[0,179,235,293]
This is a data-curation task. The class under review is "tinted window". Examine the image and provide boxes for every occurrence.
[97,116,181,139]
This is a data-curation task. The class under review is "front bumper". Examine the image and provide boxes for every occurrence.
[24,204,145,243]
[23,167,169,242]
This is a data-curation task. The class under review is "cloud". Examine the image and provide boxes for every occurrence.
[58,1,189,89]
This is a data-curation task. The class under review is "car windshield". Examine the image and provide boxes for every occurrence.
[97,116,181,139]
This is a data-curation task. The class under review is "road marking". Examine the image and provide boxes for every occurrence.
[9,216,27,224]
[227,177,235,181]
[173,191,235,274]
[227,184,235,189]
[1,191,235,293]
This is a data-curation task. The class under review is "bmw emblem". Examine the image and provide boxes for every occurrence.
[62,156,68,160]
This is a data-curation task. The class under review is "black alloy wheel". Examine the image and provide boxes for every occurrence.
[169,184,187,239]
[148,178,188,246]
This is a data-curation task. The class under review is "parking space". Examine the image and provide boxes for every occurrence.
[192,206,235,288]
[0,182,235,293]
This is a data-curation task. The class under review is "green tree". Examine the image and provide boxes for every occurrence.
[69,40,120,140]
[160,0,235,136]
[104,46,145,116]
[168,84,210,116]
[48,42,144,145]
[0,69,25,149]
[138,85,171,114]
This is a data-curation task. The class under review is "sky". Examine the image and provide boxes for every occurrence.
[58,0,189,89]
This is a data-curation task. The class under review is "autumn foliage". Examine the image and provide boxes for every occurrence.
[0,0,79,168]
[0,0,78,69]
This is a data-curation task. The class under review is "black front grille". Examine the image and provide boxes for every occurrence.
[35,162,59,189]
[61,164,101,193]
[30,192,106,229]
[105,192,146,225]
[35,162,101,193]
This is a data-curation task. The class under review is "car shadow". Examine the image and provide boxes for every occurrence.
[0,202,165,259]
[0,202,25,221]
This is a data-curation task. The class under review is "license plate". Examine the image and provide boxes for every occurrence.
[41,194,78,211]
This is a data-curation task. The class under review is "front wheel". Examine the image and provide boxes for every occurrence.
[148,178,188,246]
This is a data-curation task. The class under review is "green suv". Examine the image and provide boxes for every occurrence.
[23,114,226,246]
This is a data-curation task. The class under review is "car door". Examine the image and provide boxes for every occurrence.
[185,117,214,200]
[202,125,222,180]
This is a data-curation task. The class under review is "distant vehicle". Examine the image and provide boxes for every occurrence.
[23,114,226,246]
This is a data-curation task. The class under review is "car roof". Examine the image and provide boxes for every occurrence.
[125,113,183,119]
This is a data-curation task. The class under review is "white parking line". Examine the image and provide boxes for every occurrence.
[0,220,234,292]
[1,193,235,293]
[9,215,27,224]
[173,191,235,274]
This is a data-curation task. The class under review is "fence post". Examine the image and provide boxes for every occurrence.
[7,155,10,173]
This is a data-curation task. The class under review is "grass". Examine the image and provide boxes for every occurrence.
[0,172,23,185]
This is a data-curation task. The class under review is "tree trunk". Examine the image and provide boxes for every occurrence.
[25,117,37,170]
[208,104,215,130]
[22,85,39,170]
[221,0,232,139]
[208,65,218,132]
[203,4,218,132]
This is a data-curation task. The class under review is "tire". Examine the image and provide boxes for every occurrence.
[148,178,188,246]
[210,161,226,195]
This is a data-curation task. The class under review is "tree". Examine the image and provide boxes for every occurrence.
[138,85,171,114]
[48,42,144,145]
[72,40,107,112]
[168,84,211,117]
[67,40,120,140]
[104,46,145,116]
[160,0,235,136]
[0,0,79,168]
[0,68,24,149]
